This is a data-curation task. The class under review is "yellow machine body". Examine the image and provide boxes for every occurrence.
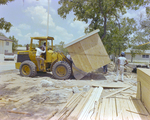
[15,36,71,74]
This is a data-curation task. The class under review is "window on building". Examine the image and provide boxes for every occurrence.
[6,41,9,46]
[5,50,8,53]
[142,55,149,58]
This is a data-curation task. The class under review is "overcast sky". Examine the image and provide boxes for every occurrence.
[0,0,147,45]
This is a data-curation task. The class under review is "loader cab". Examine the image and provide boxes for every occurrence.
[29,36,54,62]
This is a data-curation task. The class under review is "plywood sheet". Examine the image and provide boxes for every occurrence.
[137,68,150,113]
[65,29,111,73]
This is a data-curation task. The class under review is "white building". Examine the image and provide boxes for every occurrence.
[125,48,150,63]
[0,36,13,54]
[14,47,28,54]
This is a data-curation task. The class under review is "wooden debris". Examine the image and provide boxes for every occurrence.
[46,110,58,120]
[126,109,148,116]
[102,86,133,99]
[51,92,85,120]
[7,110,30,115]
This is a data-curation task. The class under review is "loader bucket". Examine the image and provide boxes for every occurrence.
[72,63,88,80]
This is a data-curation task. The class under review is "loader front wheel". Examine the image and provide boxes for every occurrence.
[20,60,37,77]
[52,61,71,80]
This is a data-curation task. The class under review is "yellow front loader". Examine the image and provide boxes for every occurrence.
[15,36,73,80]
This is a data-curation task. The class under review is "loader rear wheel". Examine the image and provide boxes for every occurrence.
[52,61,71,80]
[20,60,37,77]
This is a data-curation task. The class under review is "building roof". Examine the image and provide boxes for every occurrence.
[0,36,13,42]
[124,48,150,54]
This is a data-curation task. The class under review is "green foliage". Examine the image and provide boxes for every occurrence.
[103,17,137,56]
[17,44,23,47]
[58,0,149,39]
[0,0,14,32]
[54,41,68,55]
[9,36,18,53]
[58,0,150,57]
[0,0,14,5]
[0,32,6,37]
[128,11,150,62]
[0,18,12,32]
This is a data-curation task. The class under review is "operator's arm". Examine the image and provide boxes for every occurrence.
[118,59,120,70]
[124,60,128,66]
[38,49,45,54]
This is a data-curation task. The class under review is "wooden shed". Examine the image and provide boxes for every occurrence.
[64,29,111,73]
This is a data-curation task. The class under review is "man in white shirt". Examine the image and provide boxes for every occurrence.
[114,52,128,82]
[36,46,46,71]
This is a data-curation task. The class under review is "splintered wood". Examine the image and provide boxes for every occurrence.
[50,86,150,120]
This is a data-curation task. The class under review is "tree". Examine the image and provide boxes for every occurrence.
[9,36,18,53]
[58,0,149,40]
[17,44,23,47]
[103,17,137,56]
[128,7,150,62]
[0,0,14,5]
[0,0,14,32]
[0,32,6,37]
[54,41,68,55]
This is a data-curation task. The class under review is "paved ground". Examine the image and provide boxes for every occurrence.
[0,62,16,72]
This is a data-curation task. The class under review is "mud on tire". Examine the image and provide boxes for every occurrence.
[20,60,37,77]
[52,61,71,80]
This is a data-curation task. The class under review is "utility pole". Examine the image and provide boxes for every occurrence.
[47,0,50,36]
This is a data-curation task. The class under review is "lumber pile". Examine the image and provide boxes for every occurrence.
[50,84,150,120]
[137,68,150,113]
[50,87,103,120]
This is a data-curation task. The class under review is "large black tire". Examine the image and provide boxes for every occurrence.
[19,60,37,77]
[52,61,71,80]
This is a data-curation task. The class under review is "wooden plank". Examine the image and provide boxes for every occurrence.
[65,29,111,73]
[99,98,107,120]
[103,98,110,120]
[115,98,123,120]
[112,98,117,119]
[116,98,127,120]
[46,110,58,120]
[51,93,83,120]
[86,88,101,120]
[126,100,148,120]
[95,100,102,120]
[100,84,130,88]
[126,99,138,120]
[137,68,150,113]
[137,69,150,85]
[64,29,100,48]
[91,87,103,120]
[122,99,133,120]
[67,42,92,72]
[80,34,110,71]
[137,100,149,116]
[130,99,141,120]
[68,88,94,120]
[109,98,113,120]
[102,86,133,99]
[78,88,98,120]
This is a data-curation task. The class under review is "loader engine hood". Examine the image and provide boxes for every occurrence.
[17,51,30,62]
